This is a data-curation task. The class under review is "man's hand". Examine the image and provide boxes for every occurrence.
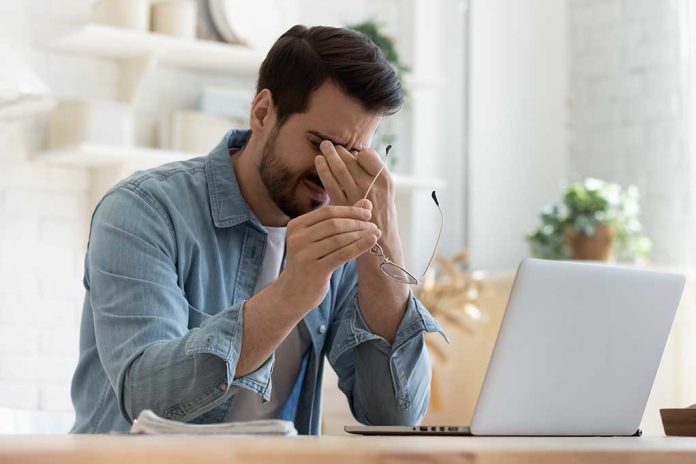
[276,202,381,313]
[236,202,378,378]
[315,140,393,207]
[314,140,409,343]
[315,140,404,268]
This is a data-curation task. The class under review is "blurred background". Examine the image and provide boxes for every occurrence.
[0,0,694,436]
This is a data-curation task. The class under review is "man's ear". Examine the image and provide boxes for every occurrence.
[249,89,276,133]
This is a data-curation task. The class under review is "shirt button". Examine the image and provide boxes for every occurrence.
[318,324,327,334]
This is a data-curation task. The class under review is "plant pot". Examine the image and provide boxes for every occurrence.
[566,224,614,261]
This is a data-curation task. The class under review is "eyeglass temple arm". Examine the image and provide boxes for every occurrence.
[360,145,391,205]
[418,191,444,283]
[358,148,443,285]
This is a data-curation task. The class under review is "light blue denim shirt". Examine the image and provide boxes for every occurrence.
[70,129,446,434]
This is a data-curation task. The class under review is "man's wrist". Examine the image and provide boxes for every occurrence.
[247,273,308,325]
[270,271,316,316]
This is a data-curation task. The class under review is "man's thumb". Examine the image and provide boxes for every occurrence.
[354,199,373,211]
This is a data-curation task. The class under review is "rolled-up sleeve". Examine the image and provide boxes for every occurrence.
[88,186,272,424]
[326,264,447,426]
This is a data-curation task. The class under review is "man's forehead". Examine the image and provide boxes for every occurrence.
[299,81,380,148]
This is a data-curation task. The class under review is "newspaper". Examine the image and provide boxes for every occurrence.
[130,409,298,436]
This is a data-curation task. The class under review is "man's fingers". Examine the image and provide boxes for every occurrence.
[318,232,378,271]
[304,217,379,243]
[290,205,370,229]
[335,145,371,184]
[315,155,347,205]
[356,148,386,177]
[319,141,360,199]
[305,229,381,260]
[354,198,372,211]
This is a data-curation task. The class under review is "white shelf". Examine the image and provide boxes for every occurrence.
[38,144,193,167]
[37,144,445,192]
[50,24,262,74]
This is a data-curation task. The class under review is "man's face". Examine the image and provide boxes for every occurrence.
[258,81,381,219]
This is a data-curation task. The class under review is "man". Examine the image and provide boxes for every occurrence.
[71,25,444,434]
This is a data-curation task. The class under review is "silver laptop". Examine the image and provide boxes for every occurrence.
[345,258,685,436]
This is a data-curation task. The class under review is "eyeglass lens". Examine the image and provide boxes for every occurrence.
[380,263,418,284]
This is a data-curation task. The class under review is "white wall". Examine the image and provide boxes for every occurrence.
[468,0,568,272]
[408,0,467,271]
[0,1,94,424]
[568,0,689,266]
[689,0,696,270]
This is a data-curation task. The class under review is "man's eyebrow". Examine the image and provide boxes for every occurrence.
[306,130,346,146]
[306,130,366,151]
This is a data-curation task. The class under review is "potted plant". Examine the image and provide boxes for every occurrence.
[526,178,652,262]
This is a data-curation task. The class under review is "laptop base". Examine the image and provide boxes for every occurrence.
[344,425,471,436]
[344,425,642,437]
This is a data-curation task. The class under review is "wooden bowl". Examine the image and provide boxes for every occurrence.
[660,406,696,436]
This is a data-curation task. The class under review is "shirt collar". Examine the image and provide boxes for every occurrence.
[205,128,263,229]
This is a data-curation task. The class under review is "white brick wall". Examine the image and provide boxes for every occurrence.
[0,115,88,423]
[0,383,40,410]
[568,0,690,265]
[0,0,137,427]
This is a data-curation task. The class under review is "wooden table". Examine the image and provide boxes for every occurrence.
[1,435,696,464]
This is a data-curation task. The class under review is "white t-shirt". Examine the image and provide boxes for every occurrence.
[225,226,312,421]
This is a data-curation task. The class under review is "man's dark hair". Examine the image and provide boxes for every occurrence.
[256,25,404,127]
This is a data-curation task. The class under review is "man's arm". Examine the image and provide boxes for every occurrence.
[325,262,446,426]
[314,141,423,342]
[88,187,378,423]
[89,187,269,423]
[353,200,410,343]
[315,140,446,425]
[236,204,380,376]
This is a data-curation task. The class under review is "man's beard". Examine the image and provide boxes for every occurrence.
[258,129,325,219]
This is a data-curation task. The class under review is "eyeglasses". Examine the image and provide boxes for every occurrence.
[360,145,444,285]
